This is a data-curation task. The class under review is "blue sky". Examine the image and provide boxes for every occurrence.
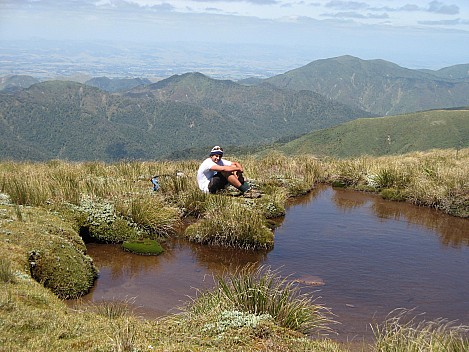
[1,0,468,71]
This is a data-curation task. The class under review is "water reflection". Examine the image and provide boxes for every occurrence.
[371,200,469,248]
[188,242,269,273]
[330,189,368,211]
[329,187,469,248]
[76,185,469,343]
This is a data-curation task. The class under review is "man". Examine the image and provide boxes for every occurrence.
[197,146,251,194]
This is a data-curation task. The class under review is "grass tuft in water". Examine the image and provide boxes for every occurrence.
[372,308,469,352]
[186,265,334,336]
[184,202,274,250]
[91,297,136,319]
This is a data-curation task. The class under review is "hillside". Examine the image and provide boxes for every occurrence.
[128,72,372,133]
[0,75,39,91]
[265,55,469,116]
[419,64,469,80]
[278,108,469,158]
[0,76,370,161]
[84,77,152,92]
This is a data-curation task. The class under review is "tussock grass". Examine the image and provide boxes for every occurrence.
[324,148,469,217]
[177,188,212,217]
[1,157,298,250]
[117,194,180,237]
[108,318,140,352]
[89,297,137,319]
[244,151,320,196]
[186,265,334,336]
[372,309,469,351]
[184,202,274,249]
[0,240,345,351]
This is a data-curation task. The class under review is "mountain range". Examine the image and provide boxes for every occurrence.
[264,55,469,116]
[0,74,369,161]
[1,55,468,161]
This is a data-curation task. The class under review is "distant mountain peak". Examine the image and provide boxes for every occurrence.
[266,56,469,116]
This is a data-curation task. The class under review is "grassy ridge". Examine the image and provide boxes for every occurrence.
[279,109,469,158]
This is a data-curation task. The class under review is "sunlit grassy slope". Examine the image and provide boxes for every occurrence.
[279,108,469,158]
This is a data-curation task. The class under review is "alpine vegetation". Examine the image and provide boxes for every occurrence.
[1,148,468,351]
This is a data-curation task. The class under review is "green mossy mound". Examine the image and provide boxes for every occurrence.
[28,241,98,299]
[0,203,98,299]
[122,239,164,255]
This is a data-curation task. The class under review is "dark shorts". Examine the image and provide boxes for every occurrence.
[208,173,229,194]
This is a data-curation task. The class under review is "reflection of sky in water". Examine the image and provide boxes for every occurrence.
[78,186,469,343]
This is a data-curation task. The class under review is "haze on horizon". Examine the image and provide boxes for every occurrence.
[1,0,469,77]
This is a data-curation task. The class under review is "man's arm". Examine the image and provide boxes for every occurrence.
[210,163,242,173]
[229,161,243,172]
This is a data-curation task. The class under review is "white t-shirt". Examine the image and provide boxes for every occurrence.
[197,157,232,193]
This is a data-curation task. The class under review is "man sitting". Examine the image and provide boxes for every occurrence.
[197,146,251,194]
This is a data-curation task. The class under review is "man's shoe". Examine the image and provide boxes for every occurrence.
[237,182,251,194]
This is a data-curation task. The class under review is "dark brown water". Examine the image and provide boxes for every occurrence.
[77,186,469,343]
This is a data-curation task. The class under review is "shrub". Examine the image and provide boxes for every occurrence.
[201,309,273,336]
[257,194,286,218]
